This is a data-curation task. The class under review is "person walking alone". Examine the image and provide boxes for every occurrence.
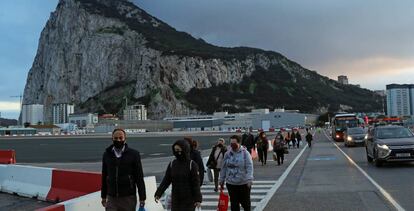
[101,128,146,211]
[154,140,202,211]
[206,138,227,192]
[273,132,285,165]
[306,131,313,148]
[219,135,254,211]
[291,132,297,149]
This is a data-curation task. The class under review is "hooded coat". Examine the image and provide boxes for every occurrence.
[154,140,202,211]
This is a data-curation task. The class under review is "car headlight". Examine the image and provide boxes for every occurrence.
[364,134,368,140]
[336,134,340,138]
[377,144,389,150]
[347,136,353,141]
[376,144,391,158]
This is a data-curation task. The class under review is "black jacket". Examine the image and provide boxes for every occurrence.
[206,144,227,169]
[242,134,255,148]
[155,140,202,211]
[101,144,146,200]
[306,133,313,142]
[190,149,205,186]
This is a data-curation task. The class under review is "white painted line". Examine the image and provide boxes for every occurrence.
[323,130,405,211]
[254,138,309,211]
[149,153,165,156]
[202,184,273,189]
[203,195,263,200]
[202,189,268,194]
[203,201,259,207]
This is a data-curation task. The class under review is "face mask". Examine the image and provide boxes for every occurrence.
[113,141,125,149]
[173,151,185,160]
[230,143,239,151]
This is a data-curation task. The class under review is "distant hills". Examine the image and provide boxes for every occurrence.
[0,118,18,127]
[22,0,383,120]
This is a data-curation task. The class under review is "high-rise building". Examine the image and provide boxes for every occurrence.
[338,75,349,85]
[22,104,44,125]
[52,103,75,124]
[123,104,147,120]
[386,84,414,117]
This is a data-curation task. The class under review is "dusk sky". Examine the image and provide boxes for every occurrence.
[1,0,413,119]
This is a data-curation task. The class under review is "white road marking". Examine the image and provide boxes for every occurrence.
[149,153,165,156]
[254,139,309,211]
[323,130,405,211]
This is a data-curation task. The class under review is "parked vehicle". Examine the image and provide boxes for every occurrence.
[365,125,414,167]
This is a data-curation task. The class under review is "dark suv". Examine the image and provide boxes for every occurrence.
[365,125,414,167]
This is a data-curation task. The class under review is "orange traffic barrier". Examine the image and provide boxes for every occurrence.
[46,169,101,202]
[0,150,16,164]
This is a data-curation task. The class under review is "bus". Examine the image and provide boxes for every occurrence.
[331,113,359,141]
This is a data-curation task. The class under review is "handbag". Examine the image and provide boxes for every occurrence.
[207,168,214,182]
[217,190,229,211]
[251,148,258,160]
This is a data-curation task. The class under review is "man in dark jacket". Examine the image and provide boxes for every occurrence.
[184,137,205,186]
[242,131,255,154]
[101,128,146,211]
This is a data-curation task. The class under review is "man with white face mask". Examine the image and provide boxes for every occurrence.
[101,128,146,211]
[219,135,254,211]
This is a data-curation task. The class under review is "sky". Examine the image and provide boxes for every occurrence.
[1,0,414,119]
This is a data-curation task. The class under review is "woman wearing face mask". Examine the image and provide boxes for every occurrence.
[206,138,227,192]
[219,135,254,211]
[154,140,202,211]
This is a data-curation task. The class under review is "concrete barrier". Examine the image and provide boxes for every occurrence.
[38,176,163,211]
[46,169,101,202]
[0,165,53,200]
[0,150,16,164]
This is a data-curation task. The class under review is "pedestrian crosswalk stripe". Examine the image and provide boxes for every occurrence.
[158,180,278,210]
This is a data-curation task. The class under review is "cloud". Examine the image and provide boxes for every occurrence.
[0,101,20,111]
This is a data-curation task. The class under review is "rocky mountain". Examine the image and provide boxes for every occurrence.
[22,0,383,121]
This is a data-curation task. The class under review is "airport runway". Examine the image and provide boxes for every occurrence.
[0,133,238,163]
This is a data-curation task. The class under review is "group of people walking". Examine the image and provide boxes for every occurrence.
[100,128,313,211]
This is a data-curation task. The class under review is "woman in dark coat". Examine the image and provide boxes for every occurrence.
[273,132,286,165]
[258,132,269,165]
[184,137,205,186]
[154,140,202,211]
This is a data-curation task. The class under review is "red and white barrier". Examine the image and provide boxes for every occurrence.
[0,165,53,200]
[0,150,16,164]
[39,176,163,211]
[0,164,163,211]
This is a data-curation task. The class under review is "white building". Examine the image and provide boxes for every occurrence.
[338,75,349,85]
[22,104,44,125]
[386,84,414,117]
[52,103,74,124]
[123,104,147,121]
[69,113,98,128]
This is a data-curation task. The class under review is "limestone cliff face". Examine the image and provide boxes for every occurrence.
[22,0,382,121]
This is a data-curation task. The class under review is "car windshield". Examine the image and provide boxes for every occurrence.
[376,127,414,139]
[348,128,365,135]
